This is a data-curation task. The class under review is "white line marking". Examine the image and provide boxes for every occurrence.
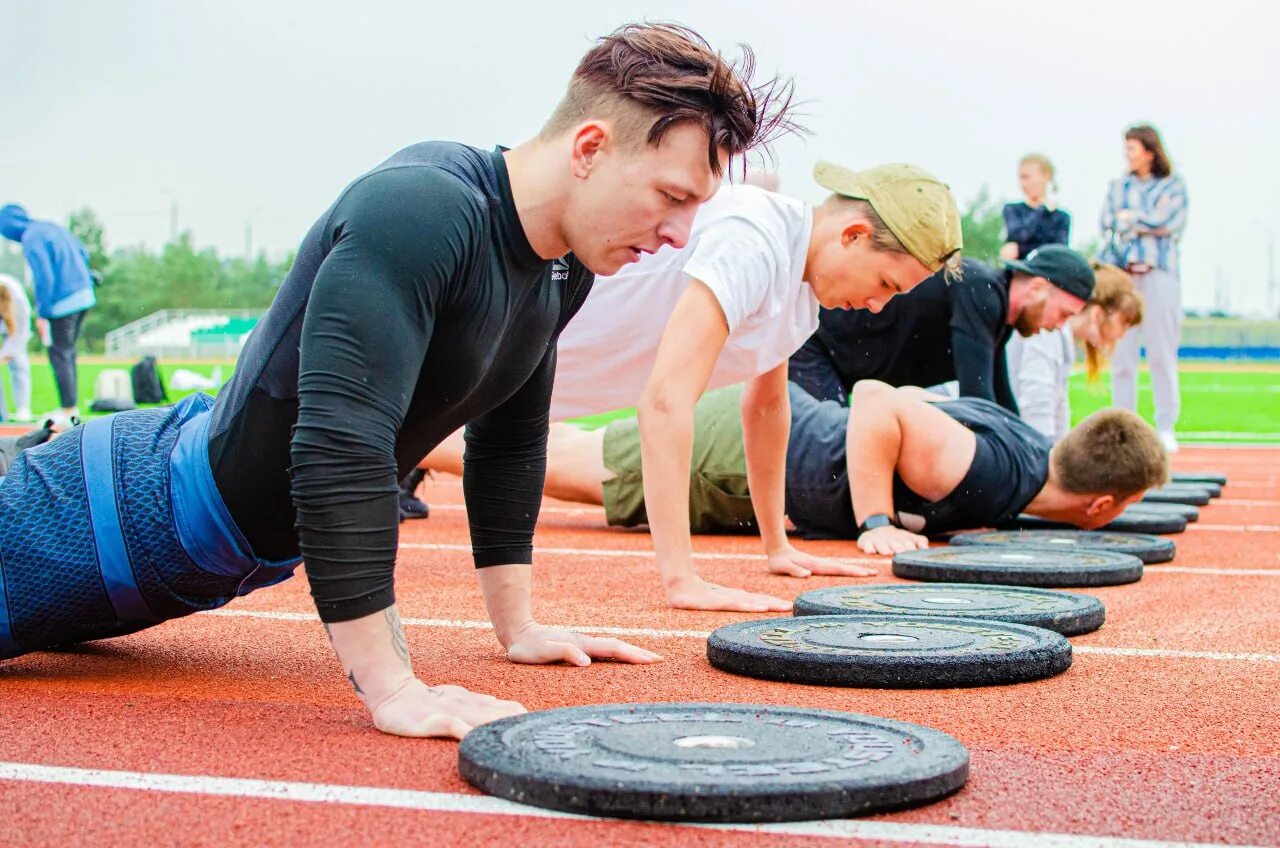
[399,541,883,566]
[0,762,1263,848]
[1148,567,1280,576]
[1187,524,1280,533]
[203,609,1280,662]
[430,503,605,517]
[1072,647,1280,663]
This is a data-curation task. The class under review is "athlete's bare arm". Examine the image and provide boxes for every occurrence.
[845,381,975,555]
[638,280,790,614]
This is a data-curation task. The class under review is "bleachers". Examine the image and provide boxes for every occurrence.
[105,309,261,359]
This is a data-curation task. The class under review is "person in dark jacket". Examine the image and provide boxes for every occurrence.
[789,246,1096,413]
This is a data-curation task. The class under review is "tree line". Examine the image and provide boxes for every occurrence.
[0,193,1058,353]
[0,208,294,352]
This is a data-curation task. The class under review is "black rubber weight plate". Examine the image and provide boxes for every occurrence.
[1006,508,1186,535]
[707,615,1071,688]
[458,702,969,822]
[893,546,1143,588]
[792,583,1105,636]
[951,529,1175,564]
[1171,471,1227,486]
[1129,501,1200,523]
[1143,484,1212,506]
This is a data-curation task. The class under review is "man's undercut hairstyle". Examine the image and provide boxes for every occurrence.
[542,22,801,175]
[1054,408,1169,498]
[823,195,909,256]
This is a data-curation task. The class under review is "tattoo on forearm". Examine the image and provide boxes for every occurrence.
[385,606,412,669]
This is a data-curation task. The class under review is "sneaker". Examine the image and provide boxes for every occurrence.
[398,468,430,521]
[12,408,33,422]
[1159,431,1179,454]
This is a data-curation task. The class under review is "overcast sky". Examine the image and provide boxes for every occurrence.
[3,1,1277,314]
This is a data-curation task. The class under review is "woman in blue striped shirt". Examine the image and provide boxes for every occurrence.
[1098,124,1188,452]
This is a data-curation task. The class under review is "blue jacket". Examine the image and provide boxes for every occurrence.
[0,204,96,319]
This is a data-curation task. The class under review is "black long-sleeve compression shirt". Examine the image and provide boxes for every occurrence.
[206,143,593,622]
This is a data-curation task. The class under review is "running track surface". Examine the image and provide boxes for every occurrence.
[2,444,1277,847]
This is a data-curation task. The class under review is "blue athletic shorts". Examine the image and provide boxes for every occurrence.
[0,394,301,660]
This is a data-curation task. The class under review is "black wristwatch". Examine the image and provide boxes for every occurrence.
[858,513,897,534]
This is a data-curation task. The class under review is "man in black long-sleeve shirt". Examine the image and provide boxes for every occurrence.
[0,24,793,739]
[789,246,1096,412]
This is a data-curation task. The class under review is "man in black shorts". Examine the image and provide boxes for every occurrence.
[0,24,794,739]
[430,378,1167,558]
[789,245,1096,412]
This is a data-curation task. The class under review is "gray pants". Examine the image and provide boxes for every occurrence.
[1111,268,1181,433]
[0,350,32,420]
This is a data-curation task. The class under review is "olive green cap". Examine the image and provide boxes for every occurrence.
[814,161,963,272]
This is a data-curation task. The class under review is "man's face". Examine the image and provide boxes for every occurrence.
[1014,278,1087,337]
[807,228,932,313]
[561,121,725,276]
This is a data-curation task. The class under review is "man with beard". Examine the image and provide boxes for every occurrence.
[789,245,1094,412]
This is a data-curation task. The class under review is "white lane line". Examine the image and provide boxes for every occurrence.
[399,541,883,566]
[0,762,1263,848]
[399,542,1280,572]
[1187,524,1280,533]
[429,503,605,517]
[427,500,1280,521]
[1148,567,1280,576]
[202,609,1280,662]
[1073,647,1280,663]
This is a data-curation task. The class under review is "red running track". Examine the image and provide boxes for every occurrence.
[1,444,1278,847]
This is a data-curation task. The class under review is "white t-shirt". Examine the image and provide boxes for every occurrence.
[551,185,817,420]
[1007,327,1075,441]
[0,274,32,360]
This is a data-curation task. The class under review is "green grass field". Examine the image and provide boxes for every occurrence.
[0,357,233,423]
[3,357,1277,443]
[569,364,1280,443]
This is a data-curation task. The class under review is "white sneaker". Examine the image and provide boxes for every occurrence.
[12,408,33,422]
[1159,431,1179,454]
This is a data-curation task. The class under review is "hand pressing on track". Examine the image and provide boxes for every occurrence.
[666,574,791,613]
[857,525,929,556]
[505,623,663,667]
[370,679,525,740]
[765,544,878,578]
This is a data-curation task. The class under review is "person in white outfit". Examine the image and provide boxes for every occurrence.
[425,162,963,613]
[1098,124,1188,452]
[1008,261,1143,440]
[0,274,33,422]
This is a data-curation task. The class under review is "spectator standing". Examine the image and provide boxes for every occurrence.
[1098,125,1188,452]
[0,273,33,421]
[1001,153,1070,261]
[0,204,96,418]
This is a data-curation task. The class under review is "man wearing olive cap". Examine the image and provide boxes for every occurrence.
[420,161,963,613]
[790,244,1096,413]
